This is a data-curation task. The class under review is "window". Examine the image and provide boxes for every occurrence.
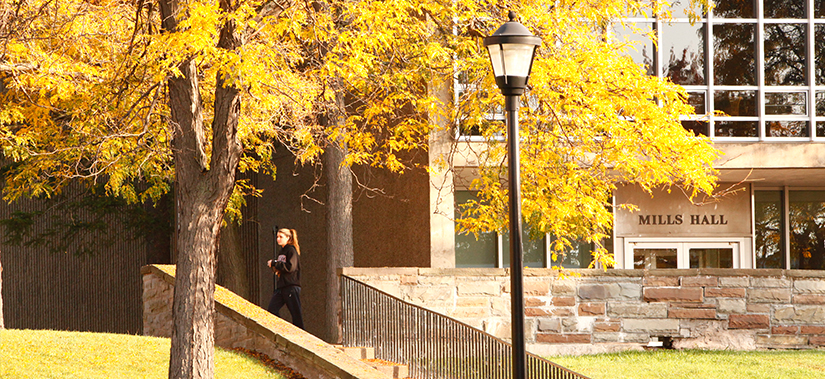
[789,191,825,269]
[454,191,601,268]
[754,189,825,269]
[454,191,497,268]
[755,190,785,268]
[619,0,825,140]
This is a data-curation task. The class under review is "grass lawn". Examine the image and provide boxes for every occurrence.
[0,329,287,379]
[551,349,825,379]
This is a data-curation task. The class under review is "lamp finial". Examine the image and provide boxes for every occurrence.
[508,10,517,21]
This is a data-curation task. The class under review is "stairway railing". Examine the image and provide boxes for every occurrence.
[341,275,590,379]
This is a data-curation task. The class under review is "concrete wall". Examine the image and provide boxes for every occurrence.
[343,267,825,356]
[142,265,389,379]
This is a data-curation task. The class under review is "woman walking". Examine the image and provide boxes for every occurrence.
[266,227,304,329]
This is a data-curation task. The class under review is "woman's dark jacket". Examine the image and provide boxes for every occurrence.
[273,244,300,290]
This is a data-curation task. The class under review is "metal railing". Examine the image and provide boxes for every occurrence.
[341,275,590,379]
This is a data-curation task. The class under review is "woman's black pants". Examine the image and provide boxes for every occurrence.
[267,286,304,330]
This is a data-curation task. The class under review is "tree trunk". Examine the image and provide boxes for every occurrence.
[169,190,223,379]
[161,0,243,377]
[1,250,4,330]
[324,140,353,343]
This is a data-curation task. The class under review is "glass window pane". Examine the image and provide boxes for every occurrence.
[714,90,757,116]
[818,0,825,18]
[459,124,482,137]
[755,191,785,268]
[817,91,825,116]
[817,122,825,137]
[662,22,706,85]
[455,192,498,267]
[764,24,807,86]
[764,0,806,18]
[766,121,809,137]
[689,248,734,268]
[613,22,655,76]
[633,248,677,269]
[456,231,498,267]
[765,92,807,115]
[688,92,706,114]
[789,191,825,270]
[549,239,595,269]
[715,120,758,137]
[502,229,547,268]
[714,0,755,18]
[459,119,503,137]
[817,25,825,85]
[683,120,709,136]
[668,0,701,17]
[713,23,756,85]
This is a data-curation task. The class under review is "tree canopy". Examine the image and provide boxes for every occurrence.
[1,0,719,376]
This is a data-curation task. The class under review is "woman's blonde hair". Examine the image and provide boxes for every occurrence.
[278,228,301,255]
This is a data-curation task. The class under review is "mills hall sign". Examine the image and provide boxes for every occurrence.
[638,214,729,226]
[615,184,751,237]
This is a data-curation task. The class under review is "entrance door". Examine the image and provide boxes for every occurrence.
[626,240,740,269]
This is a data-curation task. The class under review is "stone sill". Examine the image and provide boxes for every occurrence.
[341,267,825,278]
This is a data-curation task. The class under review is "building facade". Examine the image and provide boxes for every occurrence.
[449,0,825,273]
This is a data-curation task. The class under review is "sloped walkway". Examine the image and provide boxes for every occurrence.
[142,264,395,379]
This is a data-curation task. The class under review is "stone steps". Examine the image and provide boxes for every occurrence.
[334,346,411,379]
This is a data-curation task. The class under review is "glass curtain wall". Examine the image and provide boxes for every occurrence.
[617,0,825,140]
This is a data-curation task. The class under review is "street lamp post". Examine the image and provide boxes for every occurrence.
[483,11,541,379]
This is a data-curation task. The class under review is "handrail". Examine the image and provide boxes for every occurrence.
[341,275,590,379]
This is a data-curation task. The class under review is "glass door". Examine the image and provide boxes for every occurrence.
[632,244,678,269]
[686,243,735,268]
[627,240,740,269]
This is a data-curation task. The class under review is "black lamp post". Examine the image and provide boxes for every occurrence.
[483,10,541,379]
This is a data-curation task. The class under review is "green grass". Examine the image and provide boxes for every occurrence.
[0,329,286,379]
[551,349,825,379]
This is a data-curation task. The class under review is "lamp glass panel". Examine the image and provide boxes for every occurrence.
[487,44,504,77]
[500,44,536,77]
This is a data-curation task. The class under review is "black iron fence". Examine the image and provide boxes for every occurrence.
[340,275,590,379]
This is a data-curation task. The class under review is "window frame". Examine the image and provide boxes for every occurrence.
[618,0,825,141]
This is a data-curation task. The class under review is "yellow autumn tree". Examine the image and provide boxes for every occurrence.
[0,0,448,377]
[0,0,719,378]
[449,0,719,269]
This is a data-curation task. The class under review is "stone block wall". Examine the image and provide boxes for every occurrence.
[341,268,825,356]
[142,265,388,379]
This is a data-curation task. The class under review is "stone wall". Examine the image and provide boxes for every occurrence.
[142,265,388,379]
[341,267,825,356]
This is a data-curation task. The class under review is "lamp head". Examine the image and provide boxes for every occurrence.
[483,11,541,96]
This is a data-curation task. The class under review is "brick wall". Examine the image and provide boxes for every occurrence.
[341,268,825,356]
